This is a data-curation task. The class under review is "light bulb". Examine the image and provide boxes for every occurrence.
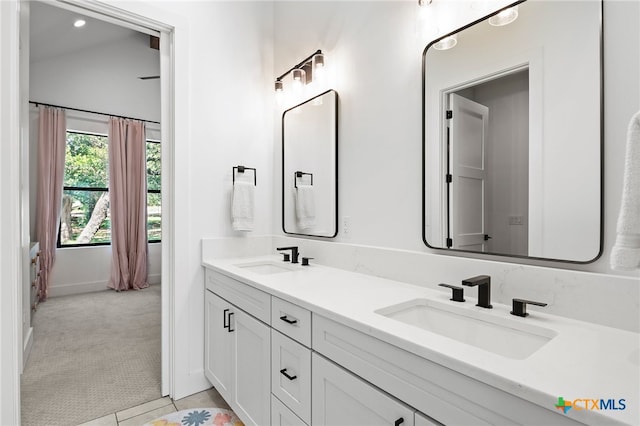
[313,54,326,85]
[292,69,306,92]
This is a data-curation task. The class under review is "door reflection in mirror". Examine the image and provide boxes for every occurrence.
[447,69,529,256]
[423,0,602,262]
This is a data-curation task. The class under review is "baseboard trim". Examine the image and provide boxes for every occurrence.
[49,274,162,298]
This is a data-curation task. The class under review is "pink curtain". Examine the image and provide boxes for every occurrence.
[108,117,149,291]
[35,107,66,302]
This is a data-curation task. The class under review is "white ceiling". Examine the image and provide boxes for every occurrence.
[29,1,144,63]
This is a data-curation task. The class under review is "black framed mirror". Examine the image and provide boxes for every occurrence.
[422,0,603,263]
[282,89,338,237]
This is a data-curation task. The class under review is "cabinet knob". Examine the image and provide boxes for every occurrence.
[279,368,297,381]
[394,418,404,426]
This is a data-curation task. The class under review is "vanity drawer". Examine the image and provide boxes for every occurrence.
[205,268,270,324]
[271,296,311,347]
[271,330,311,424]
[271,395,307,426]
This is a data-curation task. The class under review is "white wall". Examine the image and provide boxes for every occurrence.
[273,0,640,278]
[30,29,161,294]
[30,31,160,123]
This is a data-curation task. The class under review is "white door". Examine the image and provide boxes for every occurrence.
[448,93,490,251]
[312,353,415,426]
[204,292,233,399]
[232,307,271,426]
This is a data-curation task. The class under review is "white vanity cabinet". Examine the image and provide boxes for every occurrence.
[204,272,271,426]
[313,352,415,426]
[204,264,590,426]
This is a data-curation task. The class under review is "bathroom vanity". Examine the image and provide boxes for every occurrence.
[203,256,638,426]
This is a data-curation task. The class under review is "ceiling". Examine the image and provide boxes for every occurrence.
[29,1,144,63]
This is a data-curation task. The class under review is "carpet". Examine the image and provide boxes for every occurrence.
[144,408,244,426]
[21,285,162,426]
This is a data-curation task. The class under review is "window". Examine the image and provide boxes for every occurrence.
[58,131,161,247]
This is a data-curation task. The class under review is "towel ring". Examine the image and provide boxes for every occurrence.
[294,171,313,189]
[233,166,256,186]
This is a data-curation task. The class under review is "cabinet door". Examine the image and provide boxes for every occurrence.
[233,307,271,426]
[312,353,414,426]
[204,291,233,399]
[271,395,307,426]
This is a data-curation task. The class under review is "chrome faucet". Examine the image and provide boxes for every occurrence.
[277,246,299,264]
[462,275,492,308]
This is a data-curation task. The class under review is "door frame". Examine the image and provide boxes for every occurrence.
[438,61,537,248]
[1,1,181,423]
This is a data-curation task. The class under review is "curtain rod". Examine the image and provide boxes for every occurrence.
[29,101,160,125]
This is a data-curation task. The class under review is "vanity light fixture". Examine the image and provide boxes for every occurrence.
[73,18,86,28]
[274,49,324,93]
[488,5,519,26]
[432,34,457,50]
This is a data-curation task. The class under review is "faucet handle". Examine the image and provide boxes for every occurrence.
[301,257,314,266]
[511,298,548,317]
[280,253,291,262]
[438,283,465,302]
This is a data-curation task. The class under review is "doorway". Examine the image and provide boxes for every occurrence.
[443,67,530,256]
[15,0,175,423]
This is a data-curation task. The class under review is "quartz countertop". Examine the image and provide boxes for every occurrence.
[203,255,639,425]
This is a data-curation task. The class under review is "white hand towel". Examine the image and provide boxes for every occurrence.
[611,110,640,270]
[232,181,254,231]
[295,184,316,230]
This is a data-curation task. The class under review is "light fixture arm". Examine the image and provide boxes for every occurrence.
[276,49,323,82]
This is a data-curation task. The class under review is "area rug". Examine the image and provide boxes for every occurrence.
[144,407,244,426]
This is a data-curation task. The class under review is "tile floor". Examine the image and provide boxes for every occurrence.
[77,387,231,426]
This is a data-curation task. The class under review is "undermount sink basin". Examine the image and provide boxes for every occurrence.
[234,260,297,275]
[376,299,557,359]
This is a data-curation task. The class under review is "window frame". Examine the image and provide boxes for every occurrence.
[57,131,161,248]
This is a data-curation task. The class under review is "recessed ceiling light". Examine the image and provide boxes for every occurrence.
[73,19,86,28]
[432,34,458,51]
[489,6,519,27]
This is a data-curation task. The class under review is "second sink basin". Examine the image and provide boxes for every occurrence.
[376,298,556,359]
[234,260,298,275]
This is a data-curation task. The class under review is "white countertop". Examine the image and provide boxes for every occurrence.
[203,255,640,425]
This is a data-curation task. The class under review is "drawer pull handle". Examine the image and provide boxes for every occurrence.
[223,308,230,329]
[227,312,234,332]
[279,315,298,325]
[394,418,404,426]
[279,368,297,381]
